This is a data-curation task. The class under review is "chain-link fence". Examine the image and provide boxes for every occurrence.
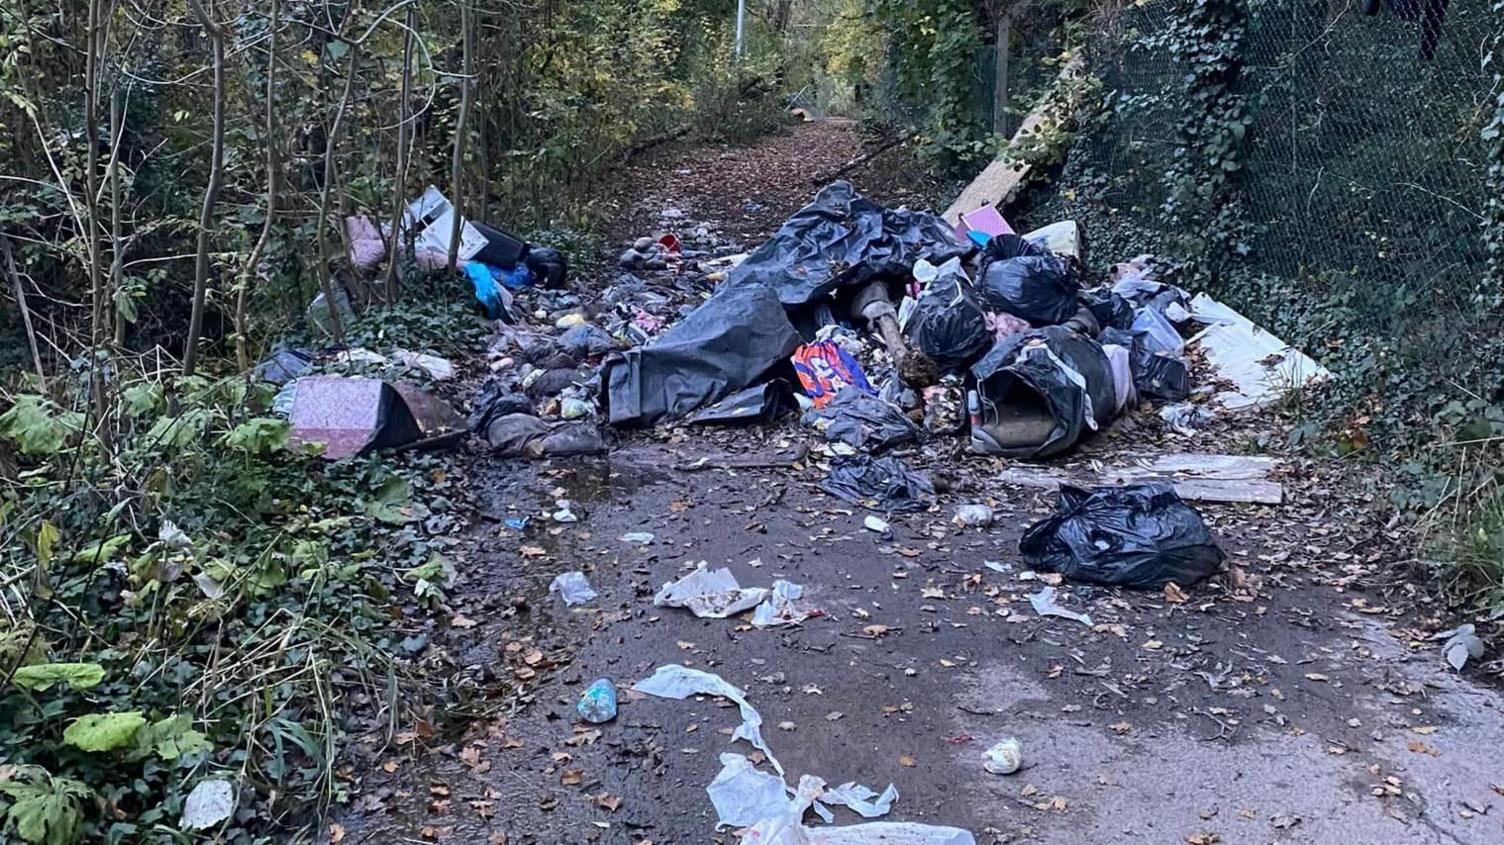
[1060,0,1498,335]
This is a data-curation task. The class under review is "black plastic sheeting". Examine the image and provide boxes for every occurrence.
[819,455,936,513]
[1099,327,1190,403]
[726,181,970,312]
[971,327,1115,459]
[903,266,993,375]
[603,285,802,427]
[802,388,919,452]
[975,255,1081,327]
[1082,289,1135,331]
[689,380,796,426]
[1018,482,1225,589]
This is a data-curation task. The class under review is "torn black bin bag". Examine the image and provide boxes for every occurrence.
[970,327,1115,459]
[1081,288,1135,331]
[819,455,936,513]
[980,233,1051,262]
[903,267,993,375]
[1018,482,1225,589]
[802,388,920,452]
[975,255,1081,327]
[689,380,796,426]
[1100,327,1189,403]
[726,181,970,310]
[468,377,534,433]
[603,285,802,427]
[254,345,314,385]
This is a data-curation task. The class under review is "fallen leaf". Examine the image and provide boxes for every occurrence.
[921,586,946,599]
[862,624,889,638]
[560,769,583,786]
[826,711,844,721]
[330,823,346,843]
[898,754,916,767]
[1186,834,1220,844]
[596,793,622,812]
[450,614,479,629]
[1141,640,1164,651]
[523,650,545,666]
[1109,721,1132,734]
[1304,673,1329,683]
[565,729,602,747]
[778,721,796,731]
[1164,583,1189,604]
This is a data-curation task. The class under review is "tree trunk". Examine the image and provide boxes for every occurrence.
[385,6,416,302]
[993,12,1012,138]
[446,0,474,274]
[236,0,280,372]
[184,0,226,375]
[84,0,107,424]
[1,234,47,392]
[315,45,359,345]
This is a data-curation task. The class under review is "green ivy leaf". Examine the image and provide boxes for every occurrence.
[130,714,212,762]
[0,771,93,845]
[0,395,83,456]
[71,534,131,566]
[10,663,105,693]
[62,711,147,752]
[121,383,164,417]
[365,476,416,525]
[222,417,289,455]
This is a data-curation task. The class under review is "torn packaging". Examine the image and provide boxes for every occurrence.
[604,285,802,427]
[1019,482,1225,589]
[727,181,970,310]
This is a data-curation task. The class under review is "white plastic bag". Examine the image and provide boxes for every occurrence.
[633,665,783,775]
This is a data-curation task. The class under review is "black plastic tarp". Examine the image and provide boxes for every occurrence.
[970,327,1115,459]
[819,455,936,513]
[1018,482,1225,588]
[688,380,796,426]
[726,181,970,311]
[603,285,802,428]
[802,388,920,452]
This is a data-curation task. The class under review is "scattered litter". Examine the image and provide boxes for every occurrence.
[503,516,529,531]
[1028,586,1094,627]
[982,738,1022,775]
[1441,624,1484,671]
[707,753,790,828]
[391,349,455,380]
[820,455,935,513]
[552,499,578,523]
[821,782,899,819]
[654,564,768,619]
[633,665,783,774]
[620,531,655,545]
[549,571,597,606]
[863,515,891,534]
[180,779,235,830]
[653,564,816,627]
[953,505,994,527]
[1019,483,1225,588]
[983,560,1010,574]
[577,678,618,723]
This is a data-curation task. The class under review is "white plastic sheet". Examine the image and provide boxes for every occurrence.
[822,782,899,819]
[1028,586,1094,627]
[633,665,783,775]
[653,564,769,618]
[654,564,814,627]
[548,571,597,606]
[708,753,791,828]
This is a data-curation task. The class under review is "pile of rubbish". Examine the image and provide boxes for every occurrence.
[579,182,1322,506]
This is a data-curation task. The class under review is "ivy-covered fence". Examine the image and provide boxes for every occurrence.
[1023,0,1503,462]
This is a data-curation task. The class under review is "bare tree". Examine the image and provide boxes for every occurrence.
[236,0,281,371]
[385,6,417,302]
[446,0,474,274]
[184,0,227,375]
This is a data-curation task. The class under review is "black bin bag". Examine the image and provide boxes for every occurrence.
[975,255,1080,326]
[904,266,993,375]
[1019,482,1225,589]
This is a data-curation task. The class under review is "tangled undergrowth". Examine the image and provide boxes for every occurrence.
[0,296,485,843]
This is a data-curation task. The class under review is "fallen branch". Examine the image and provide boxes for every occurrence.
[809,137,903,186]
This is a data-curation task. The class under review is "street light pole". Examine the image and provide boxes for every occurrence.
[735,0,746,58]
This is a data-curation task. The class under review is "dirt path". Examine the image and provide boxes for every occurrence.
[338,122,1504,845]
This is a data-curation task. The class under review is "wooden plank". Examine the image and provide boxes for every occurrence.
[943,56,1087,225]
[993,453,1285,505]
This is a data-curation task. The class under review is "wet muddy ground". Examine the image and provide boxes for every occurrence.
[337,122,1504,845]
